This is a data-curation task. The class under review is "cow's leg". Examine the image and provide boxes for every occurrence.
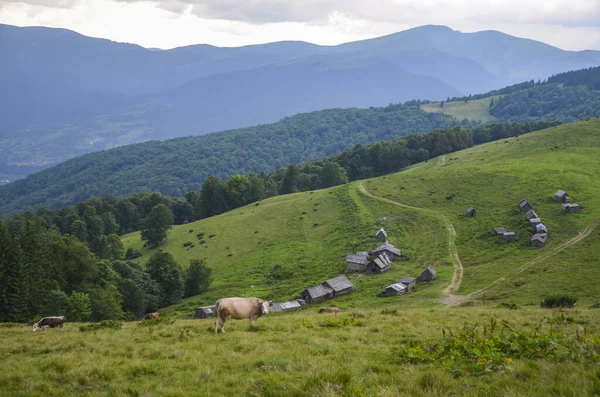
[221,318,226,333]
[250,315,256,327]
[215,317,220,334]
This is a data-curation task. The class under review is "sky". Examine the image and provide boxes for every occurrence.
[1,0,599,51]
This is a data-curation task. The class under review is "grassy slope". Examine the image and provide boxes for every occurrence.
[421,96,499,122]
[1,308,599,396]
[364,118,600,304]
[3,119,600,396]
[122,118,600,313]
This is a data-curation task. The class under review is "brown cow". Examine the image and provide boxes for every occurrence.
[319,307,341,315]
[32,316,65,332]
[214,297,269,333]
[144,312,159,320]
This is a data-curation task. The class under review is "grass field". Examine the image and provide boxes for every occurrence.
[2,307,600,396]
[3,119,600,396]
[421,96,499,123]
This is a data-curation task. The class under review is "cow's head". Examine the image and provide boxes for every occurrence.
[260,300,270,316]
[32,323,39,332]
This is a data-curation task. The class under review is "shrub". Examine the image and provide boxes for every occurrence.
[137,317,175,327]
[79,320,123,332]
[541,295,577,308]
[183,242,192,247]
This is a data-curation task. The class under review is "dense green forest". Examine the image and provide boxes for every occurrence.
[0,120,561,322]
[0,103,476,217]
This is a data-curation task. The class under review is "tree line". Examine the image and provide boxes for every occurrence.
[0,212,211,323]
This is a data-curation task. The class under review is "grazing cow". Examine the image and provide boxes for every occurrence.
[319,307,341,315]
[214,297,269,333]
[144,312,159,320]
[32,316,65,332]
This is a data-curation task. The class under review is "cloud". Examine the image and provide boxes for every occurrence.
[105,0,600,27]
[0,0,79,8]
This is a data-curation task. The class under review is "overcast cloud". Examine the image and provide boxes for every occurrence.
[1,0,599,50]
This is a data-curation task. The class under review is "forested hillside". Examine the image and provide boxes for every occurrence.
[0,103,475,216]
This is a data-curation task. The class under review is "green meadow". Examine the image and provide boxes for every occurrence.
[421,96,499,122]
[3,119,600,396]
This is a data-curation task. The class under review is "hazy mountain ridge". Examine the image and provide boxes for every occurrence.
[1,23,599,182]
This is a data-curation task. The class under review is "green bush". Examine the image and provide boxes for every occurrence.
[79,320,123,332]
[541,295,577,308]
[137,317,175,327]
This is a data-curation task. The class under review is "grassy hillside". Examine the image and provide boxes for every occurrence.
[1,308,599,396]
[121,118,600,314]
[421,96,499,122]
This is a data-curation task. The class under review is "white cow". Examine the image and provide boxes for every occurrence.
[214,297,269,333]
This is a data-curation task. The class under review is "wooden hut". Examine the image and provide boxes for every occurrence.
[370,242,401,261]
[528,217,542,226]
[465,207,476,217]
[535,224,548,234]
[324,275,354,298]
[346,252,369,272]
[495,227,507,235]
[195,305,216,319]
[525,209,538,221]
[502,231,516,242]
[419,265,437,282]
[366,252,391,274]
[563,203,581,213]
[375,228,387,241]
[531,233,547,248]
[519,198,533,213]
[555,190,569,203]
[399,277,417,292]
[301,284,333,304]
[385,283,407,296]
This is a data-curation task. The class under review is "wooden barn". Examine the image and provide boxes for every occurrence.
[375,228,388,241]
[399,277,417,292]
[419,265,437,282]
[502,231,516,242]
[366,252,391,274]
[195,305,216,319]
[301,275,354,304]
[370,242,401,261]
[525,209,538,221]
[555,190,570,203]
[346,251,369,272]
[465,207,477,217]
[531,233,547,248]
[519,198,533,213]
[270,300,302,313]
[563,203,581,213]
[385,283,407,296]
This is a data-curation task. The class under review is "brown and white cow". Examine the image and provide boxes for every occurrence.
[32,316,65,332]
[144,312,159,320]
[214,297,269,333]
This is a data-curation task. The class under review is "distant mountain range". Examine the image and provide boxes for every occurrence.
[1,23,599,182]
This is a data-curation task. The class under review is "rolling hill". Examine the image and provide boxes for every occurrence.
[2,24,599,181]
[118,118,600,314]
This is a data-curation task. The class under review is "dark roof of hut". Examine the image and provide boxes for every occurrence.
[371,242,401,257]
[305,284,333,299]
[346,252,369,266]
[325,275,354,292]
[386,283,407,292]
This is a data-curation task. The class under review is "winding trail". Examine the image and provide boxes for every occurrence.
[357,180,597,307]
[357,181,464,304]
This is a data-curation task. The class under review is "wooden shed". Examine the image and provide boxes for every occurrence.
[419,265,437,282]
[502,232,516,242]
[270,300,302,313]
[366,252,391,274]
[563,203,581,213]
[346,251,369,272]
[531,233,547,248]
[495,227,507,235]
[370,242,402,261]
[195,305,216,319]
[528,217,542,226]
[535,224,548,234]
[465,207,476,217]
[385,283,407,296]
[301,284,333,304]
[519,198,533,213]
[399,277,417,292]
[375,228,388,241]
[525,209,538,221]
[555,190,570,203]
[324,275,354,298]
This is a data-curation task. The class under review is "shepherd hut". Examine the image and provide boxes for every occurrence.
[385,283,408,296]
[419,265,437,282]
[195,305,216,319]
[465,207,477,217]
[346,252,369,272]
[370,242,402,261]
[519,198,533,213]
[399,277,417,292]
[375,228,388,241]
[366,252,391,273]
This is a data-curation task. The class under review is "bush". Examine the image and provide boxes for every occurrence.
[541,295,577,308]
[67,292,92,321]
[79,320,123,332]
[137,317,175,327]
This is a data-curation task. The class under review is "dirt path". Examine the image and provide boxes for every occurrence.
[357,182,464,304]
